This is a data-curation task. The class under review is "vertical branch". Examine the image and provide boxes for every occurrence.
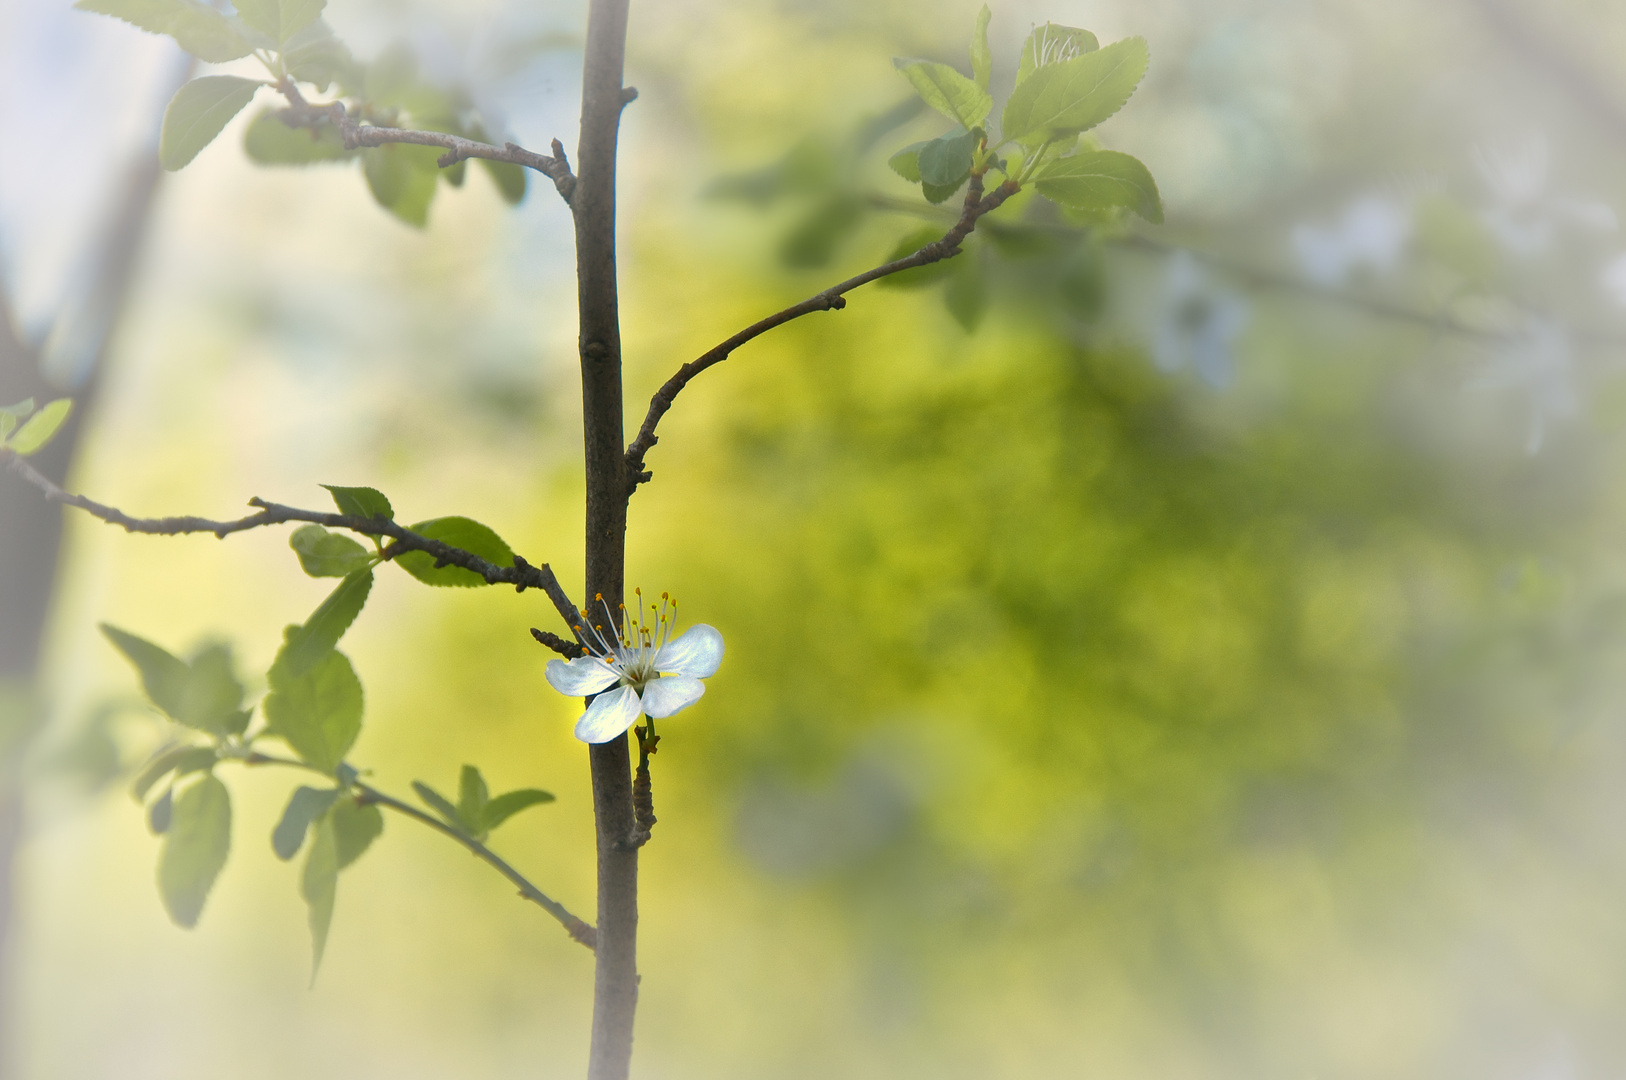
[572,0,638,1077]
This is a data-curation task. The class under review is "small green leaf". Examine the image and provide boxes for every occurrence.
[321,484,393,521]
[893,58,992,131]
[1034,149,1163,223]
[160,76,263,171]
[180,643,247,735]
[945,253,988,332]
[157,775,231,928]
[412,781,465,832]
[74,0,255,64]
[275,569,373,678]
[481,789,556,834]
[878,227,958,289]
[970,5,993,90]
[1001,37,1147,147]
[8,399,72,456]
[917,129,977,188]
[102,625,190,720]
[887,141,928,183]
[289,525,373,577]
[302,816,338,980]
[331,799,383,869]
[263,648,363,776]
[394,517,514,588]
[244,109,352,165]
[234,0,323,44]
[457,765,489,833]
[272,785,342,860]
[1015,23,1099,85]
[923,176,968,205]
[0,398,33,441]
[480,159,527,205]
[148,786,174,834]
[362,144,439,227]
[285,30,356,93]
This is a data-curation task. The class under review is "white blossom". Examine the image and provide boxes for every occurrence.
[545,589,724,744]
[1474,139,1616,257]
[1470,317,1578,455]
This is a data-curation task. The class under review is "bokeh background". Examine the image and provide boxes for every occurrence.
[5,0,1626,1077]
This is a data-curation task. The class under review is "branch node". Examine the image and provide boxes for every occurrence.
[620,86,639,106]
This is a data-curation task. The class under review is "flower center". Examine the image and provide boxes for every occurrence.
[576,588,679,693]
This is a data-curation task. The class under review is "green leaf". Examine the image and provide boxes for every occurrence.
[878,227,958,289]
[1015,23,1099,86]
[923,176,967,205]
[888,141,928,183]
[301,816,338,980]
[1001,36,1147,147]
[412,781,464,832]
[945,254,988,332]
[244,109,352,165]
[263,648,363,775]
[74,0,255,63]
[286,31,356,93]
[289,524,373,577]
[157,775,231,928]
[331,799,383,870]
[7,399,72,456]
[148,786,174,834]
[362,144,439,227]
[893,58,992,131]
[233,0,323,44]
[971,6,993,90]
[777,193,866,269]
[180,643,247,735]
[0,398,33,441]
[160,76,263,171]
[272,785,342,860]
[321,484,393,521]
[457,765,489,833]
[395,517,513,588]
[917,129,977,188]
[1034,149,1163,223]
[102,625,190,720]
[479,158,527,205]
[481,789,556,834]
[275,569,373,677]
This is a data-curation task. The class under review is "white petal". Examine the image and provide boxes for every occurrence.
[573,685,644,744]
[654,624,724,678]
[639,675,706,719]
[546,656,617,697]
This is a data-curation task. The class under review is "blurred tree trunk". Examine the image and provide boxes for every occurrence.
[0,139,169,1080]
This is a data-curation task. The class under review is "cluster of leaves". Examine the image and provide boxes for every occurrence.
[0,398,73,458]
[75,0,527,225]
[105,484,552,975]
[707,12,1155,333]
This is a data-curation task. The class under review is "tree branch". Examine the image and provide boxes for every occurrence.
[624,177,1019,490]
[0,448,584,639]
[273,80,577,206]
[241,752,596,949]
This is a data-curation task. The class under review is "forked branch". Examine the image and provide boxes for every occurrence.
[624,176,1020,490]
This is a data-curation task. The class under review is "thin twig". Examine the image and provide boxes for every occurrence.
[531,627,587,658]
[618,723,658,851]
[242,752,595,949]
[1,449,584,639]
[273,80,577,206]
[624,177,1019,490]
